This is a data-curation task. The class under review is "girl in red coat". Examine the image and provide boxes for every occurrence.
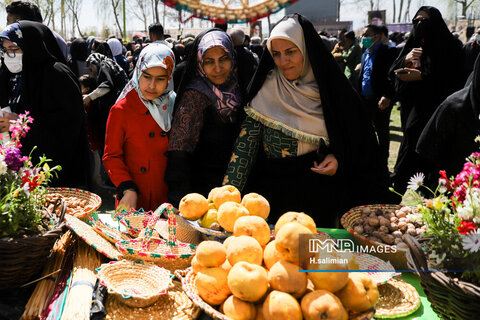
[103,43,176,211]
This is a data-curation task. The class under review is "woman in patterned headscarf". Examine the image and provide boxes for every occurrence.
[103,43,176,211]
[0,21,91,188]
[165,29,248,207]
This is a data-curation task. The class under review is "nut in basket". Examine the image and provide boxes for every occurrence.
[97,259,173,308]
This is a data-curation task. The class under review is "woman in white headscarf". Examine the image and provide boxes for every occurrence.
[107,37,130,74]
[103,43,176,211]
[224,14,391,226]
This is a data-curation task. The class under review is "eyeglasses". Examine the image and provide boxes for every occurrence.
[1,47,21,58]
[412,17,429,25]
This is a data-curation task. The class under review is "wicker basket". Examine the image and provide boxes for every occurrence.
[0,198,66,289]
[105,280,200,320]
[404,234,480,320]
[175,269,374,320]
[175,269,231,320]
[114,208,153,237]
[341,204,407,269]
[97,259,173,308]
[89,215,131,244]
[116,203,196,273]
[47,187,101,220]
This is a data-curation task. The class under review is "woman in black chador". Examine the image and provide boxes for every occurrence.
[0,21,90,188]
[417,53,480,186]
[389,6,467,194]
[224,14,391,226]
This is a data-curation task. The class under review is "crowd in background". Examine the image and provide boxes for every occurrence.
[2,0,480,227]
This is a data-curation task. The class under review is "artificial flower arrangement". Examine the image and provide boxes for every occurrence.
[0,112,61,237]
[395,142,480,286]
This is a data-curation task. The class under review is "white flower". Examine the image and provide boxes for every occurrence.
[0,155,7,175]
[457,189,480,221]
[407,172,425,191]
[462,229,480,253]
[15,29,22,38]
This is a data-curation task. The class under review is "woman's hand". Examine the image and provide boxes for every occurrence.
[404,48,422,68]
[118,190,138,210]
[311,153,338,176]
[396,68,422,82]
[0,111,18,133]
[83,95,91,106]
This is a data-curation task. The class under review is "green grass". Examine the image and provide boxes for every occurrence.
[388,103,402,173]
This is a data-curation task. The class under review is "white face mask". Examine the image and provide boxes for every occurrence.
[4,53,23,73]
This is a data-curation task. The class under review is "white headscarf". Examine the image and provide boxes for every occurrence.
[249,16,328,154]
[116,43,176,132]
[107,38,123,56]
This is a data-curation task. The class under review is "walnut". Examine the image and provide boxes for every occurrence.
[375,208,384,216]
[381,234,395,245]
[362,207,371,215]
[363,225,374,234]
[368,236,381,243]
[406,228,417,236]
[379,216,390,227]
[354,225,364,234]
[390,216,399,224]
[398,221,408,231]
[379,226,389,234]
[392,230,403,238]
[389,223,398,232]
[396,210,407,218]
[368,217,380,227]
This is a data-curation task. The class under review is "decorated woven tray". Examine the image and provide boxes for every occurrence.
[374,277,421,318]
[97,259,172,308]
[89,215,131,244]
[114,208,153,237]
[65,214,122,260]
[341,204,408,270]
[105,280,200,320]
[354,252,399,285]
[47,187,101,220]
[116,204,196,273]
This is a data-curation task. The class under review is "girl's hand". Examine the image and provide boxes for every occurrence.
[311,153,338,176]
[118,190,138,210]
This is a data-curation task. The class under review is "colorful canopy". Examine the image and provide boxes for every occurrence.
[161,0,299,24]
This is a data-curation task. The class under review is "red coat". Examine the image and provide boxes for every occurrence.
[103,89,169,211]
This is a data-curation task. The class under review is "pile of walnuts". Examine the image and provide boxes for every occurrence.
[353,206,427,250]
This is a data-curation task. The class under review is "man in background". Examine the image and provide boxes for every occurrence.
[6,0,68,59]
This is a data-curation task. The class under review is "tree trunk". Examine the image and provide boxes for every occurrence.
[404,0,411,22]
[111,0,124,38]
[61,0,65,38]
[155,0,160,23]
[392,0,396,23]
[398,0,404,22]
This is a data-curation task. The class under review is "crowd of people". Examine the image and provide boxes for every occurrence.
[1,0,480,227]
